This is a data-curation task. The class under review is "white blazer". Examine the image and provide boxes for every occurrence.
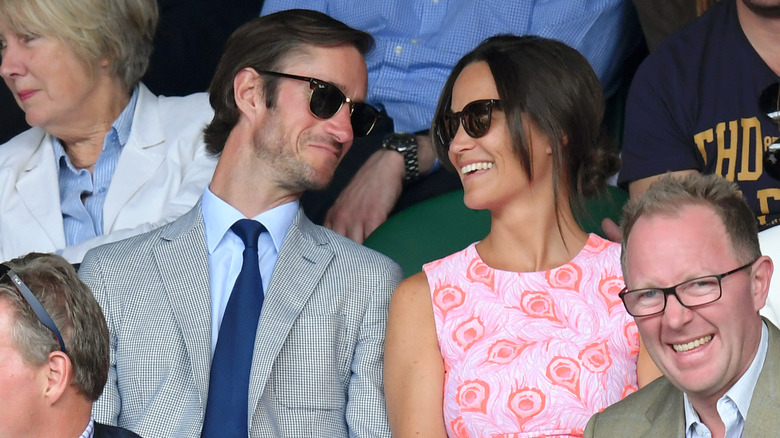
[0,83,217,263]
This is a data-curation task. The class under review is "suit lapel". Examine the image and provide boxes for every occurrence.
[645,381,686,437]
[743,319,780,435]
[103,85,166,232]
[247,211,334,412]
[15,132,66,248]
[152,205,213,407]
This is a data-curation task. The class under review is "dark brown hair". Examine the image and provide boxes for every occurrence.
[431,35,619,213]
[203,9,374,155]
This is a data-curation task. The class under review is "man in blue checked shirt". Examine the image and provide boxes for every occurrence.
[262,0,643,244]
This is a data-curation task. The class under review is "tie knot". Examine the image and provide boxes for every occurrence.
[231,219,264,250]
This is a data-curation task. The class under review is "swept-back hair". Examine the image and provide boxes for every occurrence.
[203,9,374,155]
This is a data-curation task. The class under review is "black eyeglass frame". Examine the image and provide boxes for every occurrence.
[257,70,380,137]
[438,99,502,147]
[618,260,756,318]
[0,264,67,354]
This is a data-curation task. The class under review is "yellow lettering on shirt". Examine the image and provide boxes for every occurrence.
[694,129,714,164]
[757,189,780,226]
[738,117,762,181]
[715,121,739,180]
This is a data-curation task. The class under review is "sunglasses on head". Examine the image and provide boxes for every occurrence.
[760,82,780,180]
[437,99,501,147]
[258,71,380,137]
[0,264,67,354]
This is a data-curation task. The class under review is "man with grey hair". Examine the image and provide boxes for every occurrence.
[585,173,780,437]
[0,253,139,438]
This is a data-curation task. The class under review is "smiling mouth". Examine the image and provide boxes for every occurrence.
[461,162,494,175]
[672,335,713,352]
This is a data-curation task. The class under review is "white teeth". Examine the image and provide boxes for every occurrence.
[672,335,713,352]
[461,162,494,174]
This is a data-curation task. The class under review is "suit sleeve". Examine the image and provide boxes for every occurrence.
[346,259,403,437]
[80,251,123,425]
[583,412,599,438]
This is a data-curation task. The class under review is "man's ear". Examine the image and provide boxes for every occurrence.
[43,351,72,405]
[233,68,265,121]
[751,255,773,312]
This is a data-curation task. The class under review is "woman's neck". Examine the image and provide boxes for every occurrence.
[54,75,131,161]
[478,195,588,273]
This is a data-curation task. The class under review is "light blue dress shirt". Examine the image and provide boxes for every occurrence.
[261,0,640,133]
[79,417,95,438]
[684,322,769,438]
[55,87,140,246]
[201,187,298,354]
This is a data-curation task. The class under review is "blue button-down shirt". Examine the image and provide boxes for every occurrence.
[79,417,95,438]
[262,0,639,133]
[684,322,769,438]
[201,187,298,354]
[54,87,139,246]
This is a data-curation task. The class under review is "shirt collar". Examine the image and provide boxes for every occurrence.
[52,86,140,171]
[79,416,95,438]
[201,186,298,255]
[684,321,769,434]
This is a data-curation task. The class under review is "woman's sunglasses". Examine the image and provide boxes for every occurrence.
[438,99,502,146]
[0,264,67,354]
[258,71,380,137]
[760,82,780,179]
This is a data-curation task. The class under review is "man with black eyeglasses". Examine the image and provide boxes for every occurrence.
[586,173,779,438]
[78,9,402,438]
[0,253,140,438]
[614,0,780,325]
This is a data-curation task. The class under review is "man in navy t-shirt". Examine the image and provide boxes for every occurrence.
[618,0,780,322]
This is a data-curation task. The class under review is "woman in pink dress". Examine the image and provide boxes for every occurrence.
[385,35,657,438]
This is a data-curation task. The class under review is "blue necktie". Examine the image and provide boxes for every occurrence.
[202,219,265,438]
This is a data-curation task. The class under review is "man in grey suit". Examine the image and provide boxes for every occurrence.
[585,173,779,438]
[78,9,402,438]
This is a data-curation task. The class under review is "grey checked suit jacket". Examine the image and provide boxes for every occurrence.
[585,318,780,437]
[79,203,403,438]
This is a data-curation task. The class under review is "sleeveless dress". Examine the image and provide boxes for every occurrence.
[423,234,638,438]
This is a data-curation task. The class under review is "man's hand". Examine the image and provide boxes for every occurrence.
[324,149,405,243]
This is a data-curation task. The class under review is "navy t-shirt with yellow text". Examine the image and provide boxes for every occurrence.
[619,0,780,230]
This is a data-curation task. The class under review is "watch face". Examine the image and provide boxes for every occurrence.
[384,133,415,153]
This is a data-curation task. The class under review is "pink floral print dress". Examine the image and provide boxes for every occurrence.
[423,234,638,438]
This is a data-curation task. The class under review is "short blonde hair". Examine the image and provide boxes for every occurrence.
[621,173,761,272]
[0,0,158,92]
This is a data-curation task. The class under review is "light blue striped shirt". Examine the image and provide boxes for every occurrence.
[79,417,94,438]
[54,87,139,246]
[261,0,640,132]
[201,187,298,354]
[684,322,769,438]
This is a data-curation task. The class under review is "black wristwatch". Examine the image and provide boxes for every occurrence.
[381,132,420,182]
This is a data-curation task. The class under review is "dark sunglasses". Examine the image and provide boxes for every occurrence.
[760,82,780,179]
[0,264,67,354]
[258,71,380,137]
[438,99,502,146]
